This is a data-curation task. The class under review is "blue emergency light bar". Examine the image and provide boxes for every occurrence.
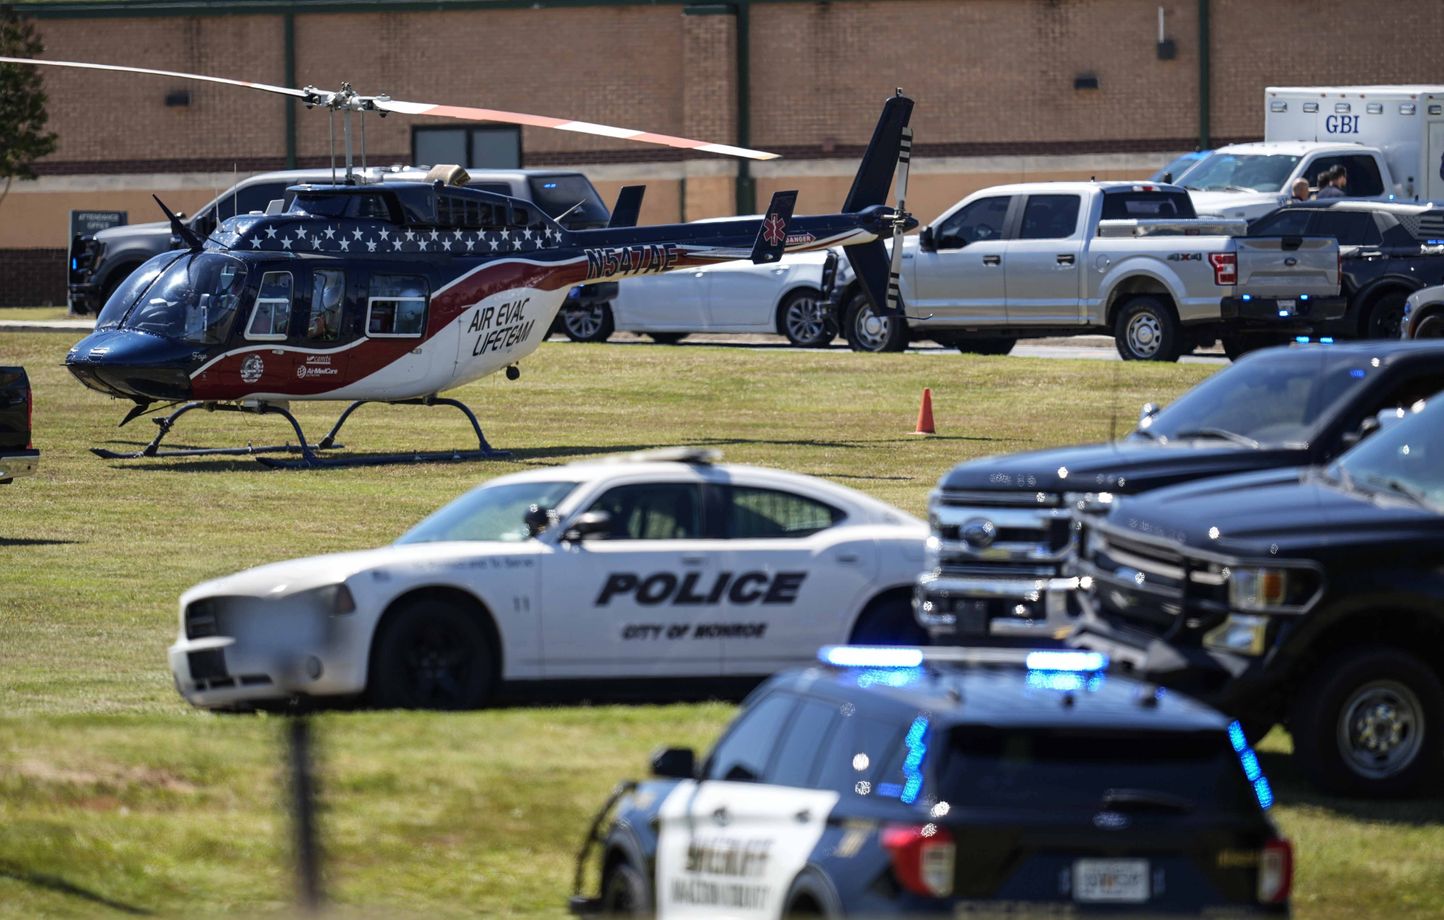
[817,646,1110,672]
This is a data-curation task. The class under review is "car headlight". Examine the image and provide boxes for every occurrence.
[1202,613,1270,656]
[314,583,357,615]
[1226,566,1319,611]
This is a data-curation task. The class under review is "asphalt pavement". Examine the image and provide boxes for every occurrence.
[0,317,1229,364]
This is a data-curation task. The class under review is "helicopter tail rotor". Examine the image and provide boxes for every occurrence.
[840,90,916,318]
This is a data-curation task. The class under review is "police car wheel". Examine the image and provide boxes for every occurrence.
[561,302,615,343]
[367,599,495,710]
[1289,646,1444,797]
[1362,291,1408,340]
[1113,296,1181,362]
[1413,313,1444,338]
[849,595,929,646]
[600,861,653,917]
[843,293,908,353]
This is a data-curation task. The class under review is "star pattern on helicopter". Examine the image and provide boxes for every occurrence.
[220,218,565,257]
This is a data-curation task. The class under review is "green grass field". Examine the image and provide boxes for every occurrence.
[2,330,1442,917]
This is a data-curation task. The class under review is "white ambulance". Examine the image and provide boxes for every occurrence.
[1188,85,1444,220]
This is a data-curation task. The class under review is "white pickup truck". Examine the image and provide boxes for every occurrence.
[823,181,1344,361]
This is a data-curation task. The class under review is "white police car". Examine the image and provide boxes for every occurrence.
[571,647,1292,918]
[168,449,928,709]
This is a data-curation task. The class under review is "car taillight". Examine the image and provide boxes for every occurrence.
[881,823,954,898]
[1209,252,1237,286]
[1257,838,1292,904]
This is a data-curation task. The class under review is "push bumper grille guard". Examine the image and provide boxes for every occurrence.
[568,780,638,915]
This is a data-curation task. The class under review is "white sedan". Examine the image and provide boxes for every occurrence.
[168,450,927,710]
[557,251,835,347]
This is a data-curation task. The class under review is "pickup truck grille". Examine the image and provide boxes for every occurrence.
[931,489,1072,577]
[1077,524,1228,637]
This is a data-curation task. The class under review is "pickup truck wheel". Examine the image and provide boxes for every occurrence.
[955,336,1017,356]
[1362,291,1409,340]
[1289,646,1444,797]
[600,861,653,917]
[1114,297,1181,362]
[843,293,908,352]
[778,288,834,347]
[646,332,688,345]
[367,599,496,710]
[560,302,615,343]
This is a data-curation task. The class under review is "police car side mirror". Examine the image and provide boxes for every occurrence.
[562,510,613,543]
[650,746,696,779]
[919,227,937,252]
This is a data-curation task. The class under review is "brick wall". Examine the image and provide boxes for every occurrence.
[0,250,67,308]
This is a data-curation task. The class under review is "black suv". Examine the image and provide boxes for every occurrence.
[571,648,1291,917]
[1246,201,1444,343]
[918,341,1444,646]
[1071,385,1444,797]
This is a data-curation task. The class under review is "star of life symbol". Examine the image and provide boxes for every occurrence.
[762,212,787,246]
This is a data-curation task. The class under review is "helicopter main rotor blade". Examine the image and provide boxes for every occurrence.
[0,55,309,99]
[376,98,778,160]
[0,55,778,160]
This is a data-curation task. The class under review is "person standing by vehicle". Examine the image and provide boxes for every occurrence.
[1316,165,1346,198]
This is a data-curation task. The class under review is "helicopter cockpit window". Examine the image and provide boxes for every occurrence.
[308,270,345,341]
[246,272,294,341]
[367,275,428,338]
[117,253,247,345]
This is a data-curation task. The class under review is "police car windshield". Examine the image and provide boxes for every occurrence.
[1183,152,1300,193]
[113,253,248,345]
[397,480,578,543]
[1330,398,1444,511]
[1132,348,1371,448]
[934,728,1258,813]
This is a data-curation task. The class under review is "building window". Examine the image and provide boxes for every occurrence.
[412,126,522,169]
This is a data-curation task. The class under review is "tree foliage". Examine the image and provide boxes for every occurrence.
[0,5,59,207]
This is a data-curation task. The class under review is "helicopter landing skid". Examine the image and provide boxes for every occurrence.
[92,401,329,460]
[254,396,510,469]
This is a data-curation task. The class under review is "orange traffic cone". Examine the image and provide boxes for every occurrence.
[915,387,935,435]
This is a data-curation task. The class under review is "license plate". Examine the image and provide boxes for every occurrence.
[1073,858,1149,903]
[1278,299,1296,314]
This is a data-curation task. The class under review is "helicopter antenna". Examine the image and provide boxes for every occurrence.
[328,107,337,185]
[553,199,587,225]
[360,107,368,176]
[231,162,238,221]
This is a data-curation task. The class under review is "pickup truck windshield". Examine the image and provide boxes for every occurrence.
[1331,399,1444,512]
[1184,153,1300,193]
[110,253,249,345]
[528,175,610,229]
[398,480,578,543]
[1133,348,1372,447]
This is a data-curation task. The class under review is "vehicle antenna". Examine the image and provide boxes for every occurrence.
[360,107,367,177]
[1108,357,1120,443]
[328,106,337,185]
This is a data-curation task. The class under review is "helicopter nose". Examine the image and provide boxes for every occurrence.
[66,330,196,401]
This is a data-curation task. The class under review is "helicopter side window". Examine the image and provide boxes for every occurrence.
[246,271,294,341]
[367,275,428,338]
[307,270,345,342]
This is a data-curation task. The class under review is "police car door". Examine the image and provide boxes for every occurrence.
[716,485,877,675]
[540,479,724,677]
[656,692,841,920]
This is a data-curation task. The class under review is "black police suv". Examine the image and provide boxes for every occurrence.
[1071,389,1444,797]
[1245,200,1444,345]
[918,341,1444,646]
[571,648,1291,918]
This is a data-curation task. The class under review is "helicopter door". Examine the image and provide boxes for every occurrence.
[363,274,431,390]
[297,269,349,387]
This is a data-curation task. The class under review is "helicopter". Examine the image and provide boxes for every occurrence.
[2,57,916,468]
